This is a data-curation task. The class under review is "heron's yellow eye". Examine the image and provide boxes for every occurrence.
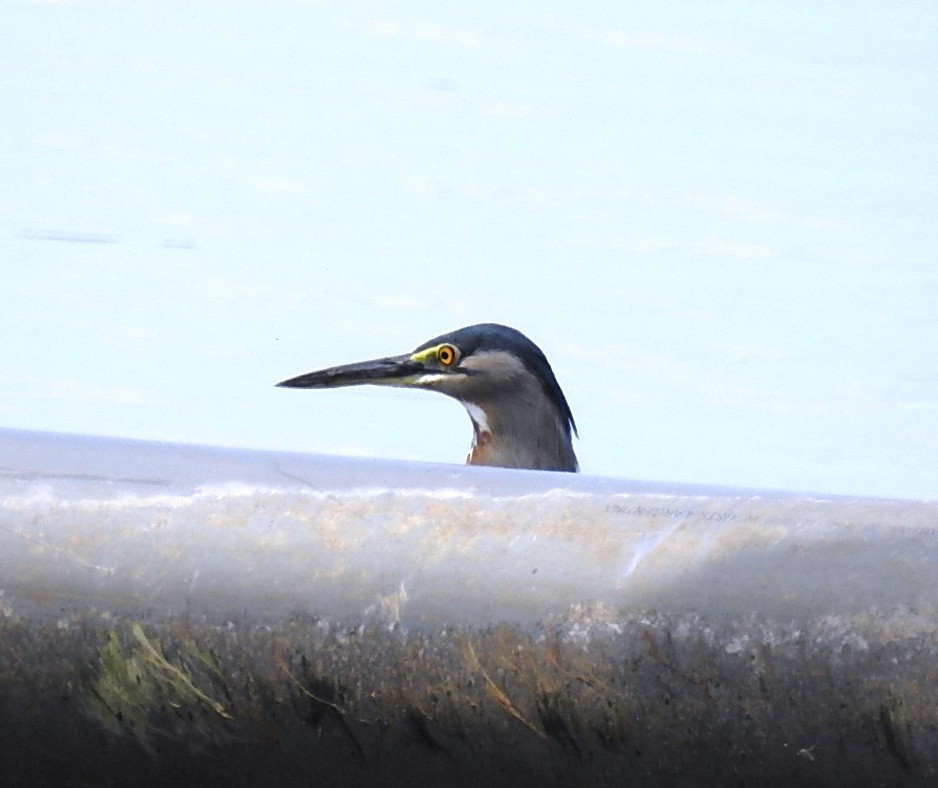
[437,344,458,366]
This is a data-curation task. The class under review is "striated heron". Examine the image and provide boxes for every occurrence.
[277,323,578,472]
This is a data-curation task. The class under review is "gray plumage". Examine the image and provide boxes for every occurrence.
[278,323,578,472]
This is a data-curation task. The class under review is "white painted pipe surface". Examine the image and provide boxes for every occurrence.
[0,428,935,786]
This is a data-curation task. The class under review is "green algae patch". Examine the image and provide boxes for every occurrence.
[86,622,234,750]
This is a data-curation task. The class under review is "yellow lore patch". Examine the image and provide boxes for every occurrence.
[410,343,461,367]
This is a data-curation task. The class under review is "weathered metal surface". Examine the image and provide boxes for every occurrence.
[1,427,936,786]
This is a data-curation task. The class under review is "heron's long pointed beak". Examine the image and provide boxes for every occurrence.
[276,354,426,389]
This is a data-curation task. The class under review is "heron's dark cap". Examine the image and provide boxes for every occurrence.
[415,323,577,438]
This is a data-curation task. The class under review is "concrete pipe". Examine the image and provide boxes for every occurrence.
[0,428,935,786]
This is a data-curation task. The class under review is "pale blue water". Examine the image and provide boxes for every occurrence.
[1,2,935,499]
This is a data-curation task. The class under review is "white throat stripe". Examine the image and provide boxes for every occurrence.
[463,402,490,434]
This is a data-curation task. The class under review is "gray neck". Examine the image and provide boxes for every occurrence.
[462,392,578,473]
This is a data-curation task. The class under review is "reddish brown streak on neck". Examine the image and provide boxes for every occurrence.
[466,426,494,465]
